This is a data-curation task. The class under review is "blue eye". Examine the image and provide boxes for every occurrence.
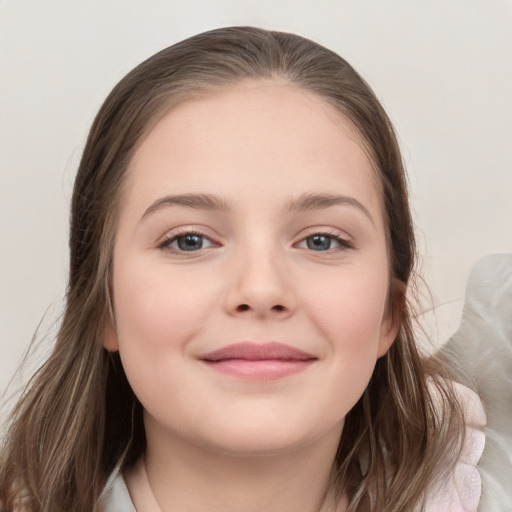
[175,234,205,251]
[298,234,352,251]
[159,232,215,252]
[307,235,332,251]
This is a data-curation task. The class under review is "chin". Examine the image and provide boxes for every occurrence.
[190,416,342,459]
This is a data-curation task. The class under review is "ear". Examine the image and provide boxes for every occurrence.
[377,310,400,357]
[103,320,119,352]
[377,280,406,358]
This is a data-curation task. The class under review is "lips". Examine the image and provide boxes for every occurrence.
[198,342,317,380]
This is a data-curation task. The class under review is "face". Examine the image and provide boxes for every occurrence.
[106,80,398,457]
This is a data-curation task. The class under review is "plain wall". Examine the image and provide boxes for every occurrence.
[1,0,511,394]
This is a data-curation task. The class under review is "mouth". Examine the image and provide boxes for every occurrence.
[198,342,317,380]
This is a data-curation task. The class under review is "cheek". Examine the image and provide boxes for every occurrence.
[303,271,389,420]
[113,261,215,345]
[111,262,217,399]
[307,268,388,346]
[301,264,389,401]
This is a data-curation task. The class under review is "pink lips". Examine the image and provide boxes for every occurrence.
[198,342,316,380]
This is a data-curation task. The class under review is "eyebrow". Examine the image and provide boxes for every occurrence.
[141,192,374,224]
[142,193,232,220]
[287,193,374,225]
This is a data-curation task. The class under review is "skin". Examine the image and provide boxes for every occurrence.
[105,79,399,512]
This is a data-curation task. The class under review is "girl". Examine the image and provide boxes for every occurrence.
[0,27,485,511]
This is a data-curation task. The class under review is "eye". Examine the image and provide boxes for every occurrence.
[158,231,217,253]
[297,233,353,252]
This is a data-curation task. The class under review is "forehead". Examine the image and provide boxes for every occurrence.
[122,79,382,219]
[135,79,373,163]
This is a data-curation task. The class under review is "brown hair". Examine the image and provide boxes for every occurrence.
[0,27,463,511]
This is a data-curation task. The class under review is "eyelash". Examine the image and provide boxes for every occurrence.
[157,229,219,254]
[296,231,354,252]
[157,229,354,254]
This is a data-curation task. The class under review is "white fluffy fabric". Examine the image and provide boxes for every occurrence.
[439,253,512,511]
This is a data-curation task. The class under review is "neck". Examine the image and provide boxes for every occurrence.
[126,417,346,512]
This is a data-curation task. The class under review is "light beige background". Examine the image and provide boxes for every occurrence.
[1,0,511,394]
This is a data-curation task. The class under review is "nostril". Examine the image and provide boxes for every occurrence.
[235,304,286,313]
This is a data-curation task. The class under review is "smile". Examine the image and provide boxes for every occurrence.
[198,342,317,380]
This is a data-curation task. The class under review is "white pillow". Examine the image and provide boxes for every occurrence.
[439,253,512,510]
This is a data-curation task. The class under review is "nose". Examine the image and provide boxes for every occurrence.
[223,249,296,320]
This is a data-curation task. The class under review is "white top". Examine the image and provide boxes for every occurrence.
[101,470,137,512]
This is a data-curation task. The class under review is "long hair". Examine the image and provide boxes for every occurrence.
[0,27,463,511]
